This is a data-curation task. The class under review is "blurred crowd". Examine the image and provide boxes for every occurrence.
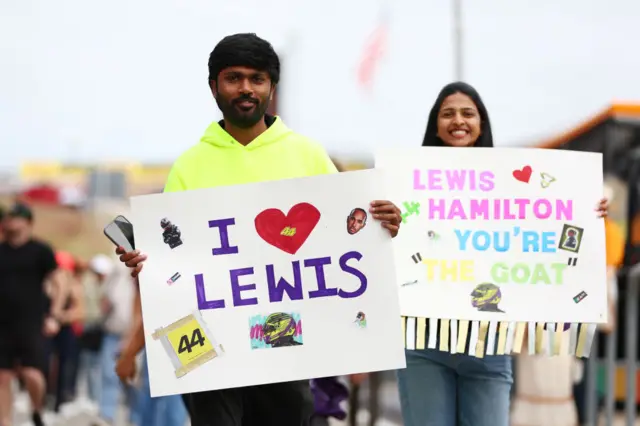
[0,201,188,426]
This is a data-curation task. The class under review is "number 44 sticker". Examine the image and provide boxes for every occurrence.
[178,328,206,354]
[152,311,225,378]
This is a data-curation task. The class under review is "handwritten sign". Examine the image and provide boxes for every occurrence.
[131,169,405,397]
[376,147,607,325]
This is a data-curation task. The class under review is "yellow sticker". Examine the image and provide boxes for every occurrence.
[152,311,224,378]
[166,318,214,365]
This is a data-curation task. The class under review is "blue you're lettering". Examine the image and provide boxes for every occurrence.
[194,218,368,310]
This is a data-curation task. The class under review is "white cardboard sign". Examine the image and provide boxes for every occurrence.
[130,169,405,397]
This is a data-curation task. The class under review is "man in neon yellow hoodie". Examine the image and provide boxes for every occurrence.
[114,33,401,426]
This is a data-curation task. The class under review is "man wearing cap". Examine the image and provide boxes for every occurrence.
[0,203,67,426]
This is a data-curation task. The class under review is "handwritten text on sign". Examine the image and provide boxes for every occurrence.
[411,169,572,286]
[195,218,368,310]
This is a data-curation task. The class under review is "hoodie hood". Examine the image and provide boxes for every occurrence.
[162,115,337,193]
[200,115,294,151]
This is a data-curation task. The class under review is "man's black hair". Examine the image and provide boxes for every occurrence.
[422,81,493,148]
[208,33,280,85]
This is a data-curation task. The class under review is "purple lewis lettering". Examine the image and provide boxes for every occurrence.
[230,267,258,307]
[337,251,367,298]
[305,257,338,298]
[266,261,304,303]
[208,218,239,256]
[195,273,225,310]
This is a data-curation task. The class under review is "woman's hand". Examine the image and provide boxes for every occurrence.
[596,197,609,218]
[370,200,402,238]
[115,247,147,278]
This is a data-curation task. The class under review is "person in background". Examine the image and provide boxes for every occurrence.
[92,253,136,426]
[510,344,580,425]
[76,254,112,410]
[65,258,89,404]
[49,251,85,412]
[572,187,624,425]
[0,203,67,426]
[114,33,401,426]
[396,82,608,426]
[0,206,5,239]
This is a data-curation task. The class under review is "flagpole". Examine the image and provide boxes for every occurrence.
[452,0,463,81]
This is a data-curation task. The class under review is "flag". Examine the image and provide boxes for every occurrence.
[357,5,389,90]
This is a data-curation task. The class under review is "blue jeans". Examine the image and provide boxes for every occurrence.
[133,350,187,426]
[397,348,513,426]
[99,333,137,422]
[80,349,101,402]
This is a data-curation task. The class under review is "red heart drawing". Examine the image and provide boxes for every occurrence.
[512,166,532,183]
[254,202,321,255]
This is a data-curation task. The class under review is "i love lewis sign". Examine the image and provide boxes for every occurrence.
[130,169,405,397]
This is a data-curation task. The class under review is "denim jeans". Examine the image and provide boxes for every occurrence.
[133,350,187,426]
[80,349,101,402]
[99,333,137,422]
[397,348,513,426]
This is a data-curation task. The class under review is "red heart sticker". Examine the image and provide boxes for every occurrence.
[512,166,532,183]
[254,202,321,255]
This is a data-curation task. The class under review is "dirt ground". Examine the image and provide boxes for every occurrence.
[0,195,117,260]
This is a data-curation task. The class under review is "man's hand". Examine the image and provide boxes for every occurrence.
[116,246,147,278]
[115,352,137,384]
[369,200,401,238]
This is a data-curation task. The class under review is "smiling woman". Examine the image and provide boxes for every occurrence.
[422,82,494,149]
[399,82,512,426]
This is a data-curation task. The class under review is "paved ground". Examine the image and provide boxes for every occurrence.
[10,373,640,426]
[11,375,403,426]
[12,391,402,426]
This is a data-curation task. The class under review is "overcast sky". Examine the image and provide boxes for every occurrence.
[1,0,639,169]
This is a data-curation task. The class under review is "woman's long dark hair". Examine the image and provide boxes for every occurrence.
[421,81,493,148]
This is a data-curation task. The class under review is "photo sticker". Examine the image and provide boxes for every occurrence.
[249,312,303,350]
[161,217,183,249]
[354,311,367,328]
[152,311,223,378]
[167,272,181,285]
[347,207,367,235]
[558,224,584,253]
[573,291,588,304]
[470,283,505,313]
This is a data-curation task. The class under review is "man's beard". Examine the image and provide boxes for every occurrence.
[216,93,270,129]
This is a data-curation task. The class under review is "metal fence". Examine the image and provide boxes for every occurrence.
[578,262,640,426]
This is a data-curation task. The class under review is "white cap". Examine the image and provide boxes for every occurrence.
[60,186,86,207]
[89,254,114,276]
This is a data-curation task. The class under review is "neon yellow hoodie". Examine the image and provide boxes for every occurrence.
[164,116,337,192]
